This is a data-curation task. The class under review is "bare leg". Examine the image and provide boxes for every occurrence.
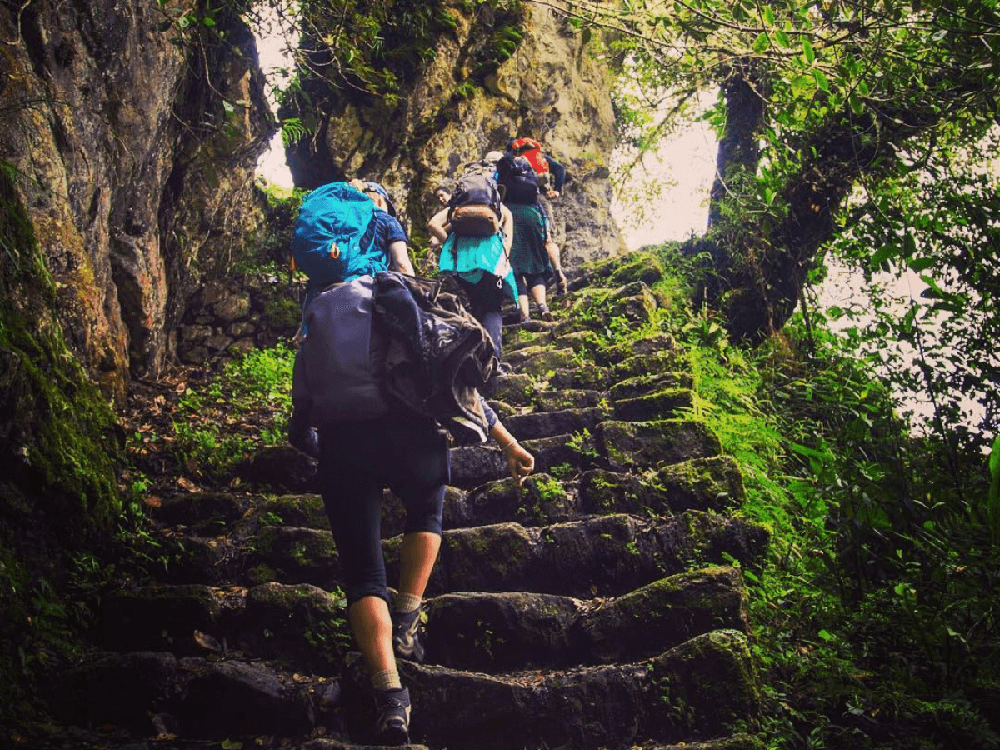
[517,293,531,321]
[529,284,547,310]
[398,531,441,598]
[348,596,395,675]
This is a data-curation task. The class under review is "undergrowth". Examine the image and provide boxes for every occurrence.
[168,343,296,482]
[643,246,1000,750]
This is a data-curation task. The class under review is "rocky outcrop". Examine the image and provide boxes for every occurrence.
[42,253,768,750]
[285,1,625,268]
[0,0,273,395]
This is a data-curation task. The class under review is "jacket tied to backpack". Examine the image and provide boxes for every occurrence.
[291,272,494,443]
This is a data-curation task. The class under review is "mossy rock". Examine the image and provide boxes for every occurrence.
[579,250,666,289]
[597,332,678,366]
[613,350,684,380]
[238,582,349,674]
[607,371,693,400]
[612,388,694,421]
[491,372,537,407]
[510,348,579,378]
[597,420,722,471]
[245,526,340,588]
[151,491,250,532]
[532,387,604,412]
[254,494,329,530]
[579,456,745,516]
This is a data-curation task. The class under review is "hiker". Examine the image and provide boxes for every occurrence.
[427,170,517,362]
[293,179,412,339]
[506,135,566,200]
[496,153,567,321]
[289,179,535,746]
[427,185,452,252]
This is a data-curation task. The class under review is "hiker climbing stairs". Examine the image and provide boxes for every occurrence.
[56,253,769,750]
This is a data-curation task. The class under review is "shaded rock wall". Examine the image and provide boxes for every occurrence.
[286,1,625,269]
[0,0,272,398]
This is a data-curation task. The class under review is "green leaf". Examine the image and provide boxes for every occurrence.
[988,435,1000,542]
[753,32,770,53]
[790,75,816,98]
[870,245,897,269]
[775,29,790,48]
[812,68,829,92]
[802,38,815,64]
[907,256,935,271]
[764,6,775,25]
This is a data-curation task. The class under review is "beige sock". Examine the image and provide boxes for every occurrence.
[372,668,402,692]
[394,592,422,613]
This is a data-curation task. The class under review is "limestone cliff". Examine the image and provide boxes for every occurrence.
[283,1,625,269]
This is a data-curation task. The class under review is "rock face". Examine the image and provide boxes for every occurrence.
[286,2,626,270]
[0,0,272,396]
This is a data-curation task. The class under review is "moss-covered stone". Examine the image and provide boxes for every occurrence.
[246,526,340,589]
[579,456,746,516]
[240,582,349,674]
[580,250,667,288]
[597,419,722,471]
[1,163,123,722]
[255,494,330,530]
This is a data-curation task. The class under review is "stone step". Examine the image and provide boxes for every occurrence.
[450,418,721,489]
[384,512,768,599]
[95,568,747,678]
[98,582,350,676]
[340,630,758,750]
[423,567,748,672]
[579,457,746,515]
[490,372,603,411]
[503,405,607,441]
[438,474,578,529]
[57,650,338,741]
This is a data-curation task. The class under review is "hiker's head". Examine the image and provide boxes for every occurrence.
[433,185,451,206]
[358,180,398,217]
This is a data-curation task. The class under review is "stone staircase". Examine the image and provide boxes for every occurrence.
[54,254,769,750]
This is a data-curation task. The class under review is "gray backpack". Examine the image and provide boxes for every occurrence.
[292,275,390,424]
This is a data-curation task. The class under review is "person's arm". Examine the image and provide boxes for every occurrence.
[491,419,534,485]
[388,240,415,276]
[427,207,451,245]
[500,204,514,254]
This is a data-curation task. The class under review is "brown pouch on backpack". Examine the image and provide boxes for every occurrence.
[449,204,501,237]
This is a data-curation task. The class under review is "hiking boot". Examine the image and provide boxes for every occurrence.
[374,686,411,746]
[538,304,554,322]
[392,606,426,662]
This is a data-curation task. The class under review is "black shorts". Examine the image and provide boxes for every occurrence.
[317,415,450,605]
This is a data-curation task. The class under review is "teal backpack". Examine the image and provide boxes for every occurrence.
[291,182,385,287]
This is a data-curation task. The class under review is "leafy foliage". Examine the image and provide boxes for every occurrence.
[170,344,297,480]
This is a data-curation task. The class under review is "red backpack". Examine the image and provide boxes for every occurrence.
[509,137,550,176]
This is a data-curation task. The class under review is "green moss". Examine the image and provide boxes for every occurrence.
[1,161,123,726]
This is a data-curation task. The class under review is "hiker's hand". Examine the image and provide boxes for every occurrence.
[547,189,560,199]
[502,439,534,485]
[555,270,567,295]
